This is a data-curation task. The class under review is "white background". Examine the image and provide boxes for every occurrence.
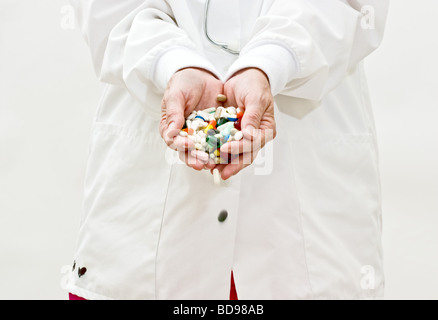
[0,0,437,299]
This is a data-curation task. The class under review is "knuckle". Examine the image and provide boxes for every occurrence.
[258,93,272,107]
[161,93,171,107]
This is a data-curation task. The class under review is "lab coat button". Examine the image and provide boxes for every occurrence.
[78,267,87,278]
[218,210,228,222]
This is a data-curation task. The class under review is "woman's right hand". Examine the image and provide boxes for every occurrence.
[160,67,223,170]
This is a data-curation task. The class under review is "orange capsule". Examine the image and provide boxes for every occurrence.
[183,128,189,132]
[236,112,244,119]
[209,120,217,129]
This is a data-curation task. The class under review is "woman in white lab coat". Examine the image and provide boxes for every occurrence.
[66,0,389,300]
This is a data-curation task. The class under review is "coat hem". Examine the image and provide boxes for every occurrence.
[64,281,384,300]
[65,282,115,301]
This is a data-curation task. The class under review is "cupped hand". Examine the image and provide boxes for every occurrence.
[214,68,277,180]
[160,67,223,170]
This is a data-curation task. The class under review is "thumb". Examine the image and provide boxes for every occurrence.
[240,101,262,139]
[164,96,186,139]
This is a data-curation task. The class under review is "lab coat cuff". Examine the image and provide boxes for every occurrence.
[225,43,299,96]
[153,47,220,91]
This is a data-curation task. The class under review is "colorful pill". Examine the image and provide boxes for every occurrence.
[234,131,243,141]
[220,109,229,119]
[218,122,234,133]
[226,107,237,115]
[217,94,227,103]
[180,106,245,173]
[216,117,229,127]
[206,136,217,146]
[234,119,241,131]
[221,127,232,137]
[213,169,221,185]
[204,125,214,134]
[203,107,216,114]
[207,136,223,149]
[214,107,224,119]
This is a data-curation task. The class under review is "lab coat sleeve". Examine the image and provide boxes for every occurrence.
[70,0,219,117]
[226,0,389,99]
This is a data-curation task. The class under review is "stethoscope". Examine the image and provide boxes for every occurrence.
[204,0,241,55]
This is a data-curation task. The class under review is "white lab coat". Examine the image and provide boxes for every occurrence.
[66,0,389,300]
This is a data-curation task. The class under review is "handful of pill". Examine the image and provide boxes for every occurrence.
[179,105,244,165]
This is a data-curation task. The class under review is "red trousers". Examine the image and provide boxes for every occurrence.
[70,272,238,300]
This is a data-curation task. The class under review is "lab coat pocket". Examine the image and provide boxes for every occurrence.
[289,134,384,298]
[72,122,171,300]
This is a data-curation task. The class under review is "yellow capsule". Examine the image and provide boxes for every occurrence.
[214,150,221,157]
[204,125,214,134]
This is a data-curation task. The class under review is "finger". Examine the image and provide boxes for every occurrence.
[220,139,253,155]
[190,150,209,163]
[178,151,205,171]
[220,133,265,155]
[163,95,186,137]
[160,115,178,146]
[159,116,167,139]
[208,153,234,175]
[163,133,195,151]
[239,96,270,138]
[223,91,238,110]
[204,158,217,170]
[161,121,185,149]
[241,111,262,140]
[212,163,226,176]
[217,152,256,180]
[173,136,195,151]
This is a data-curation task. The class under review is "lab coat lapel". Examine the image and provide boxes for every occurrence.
[167,0,204,48]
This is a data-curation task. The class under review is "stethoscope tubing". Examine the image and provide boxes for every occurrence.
[204,0,240,55]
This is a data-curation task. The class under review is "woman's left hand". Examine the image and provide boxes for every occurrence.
[214,68,277,180]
